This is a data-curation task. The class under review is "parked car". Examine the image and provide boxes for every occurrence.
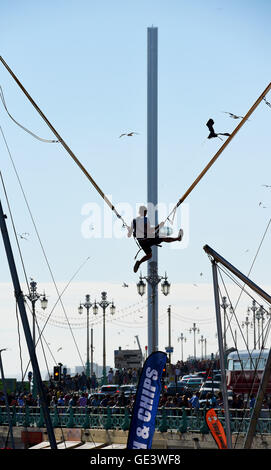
[119,385,137,397]
[166,381,188,396]
[184,377,204,392]
[194,371,209,379]
[199,379,221,394]
[100,385,120,395]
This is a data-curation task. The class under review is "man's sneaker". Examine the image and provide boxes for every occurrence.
[134,260,140,273]
[178,228,184,241]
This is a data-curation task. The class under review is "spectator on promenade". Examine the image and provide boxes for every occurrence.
[17,394,25,407]
[131,369,137,384]
[90,373,98,390]
[100,395,110,407]
[89,394,100,407]
[189,391,200,410]
[78,392,88,407]
[107,368,114,384]
[57,393,65,406]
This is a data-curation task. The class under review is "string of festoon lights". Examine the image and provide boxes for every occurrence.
[35,298,150,329]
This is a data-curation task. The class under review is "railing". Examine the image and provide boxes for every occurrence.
[1,405,271,434]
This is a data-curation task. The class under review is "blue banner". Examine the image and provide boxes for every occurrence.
[127,351,167,449]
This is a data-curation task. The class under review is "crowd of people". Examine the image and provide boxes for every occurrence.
[0,358,270,413]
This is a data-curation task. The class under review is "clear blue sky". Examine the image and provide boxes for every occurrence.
[0,0,271,374]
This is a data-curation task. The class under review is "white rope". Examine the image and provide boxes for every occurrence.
[0,86,59,143]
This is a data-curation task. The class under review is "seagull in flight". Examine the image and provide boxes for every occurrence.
[18,232,30,240]
[119,131,139,138]
[206,119,231,141]
[263,96,271,108]
[262,184,271,188]
[122,282,129,288]
[223,112,244,120]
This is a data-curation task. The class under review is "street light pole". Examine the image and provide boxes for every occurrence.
[198,335,205,360]
[249,300,257,349]
[25,280,48,399]
[137,264,170,353]
[168,306,172,364]
[78,294,93,379]
[189,323,200,359]
[90,327,94,376]
[93,292,115,385]
[220,296,229,351]
[177,333,186,361]
[242,315,252,350]
[258,305,265,349]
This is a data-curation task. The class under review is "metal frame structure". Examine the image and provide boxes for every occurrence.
[204,244,271,449]
[0,198,57,449]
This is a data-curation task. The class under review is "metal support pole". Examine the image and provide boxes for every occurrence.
[244,348,271,448]
[212,261,232,449]
[31,299,37,399]
[0,199,57,449]
[147,26,158,354]
[204,245,271,305]
[103,306,106,382]
[90,327,94,376]
[86,306,90,378]
[0,350,15,449]
[151,286,157,353]
[168,306,171,363]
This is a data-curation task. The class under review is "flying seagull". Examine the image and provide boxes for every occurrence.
[119,131,139,138]
[223,112,244,120]
[263,96,271,108]
[262,184,271,188]
[206,119,231,141]
[18,232,30,240]
[122,282,129,288]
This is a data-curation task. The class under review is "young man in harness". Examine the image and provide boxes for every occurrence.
[127,205,183,273]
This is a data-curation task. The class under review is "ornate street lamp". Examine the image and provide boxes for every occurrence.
[78,294,93,378]
[25,279,48,399]
[137,265,171,353]
[94,292,115,384]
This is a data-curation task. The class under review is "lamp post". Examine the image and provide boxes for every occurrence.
[198,335,205,360]
[177,333,186,361]
[256,305,265,349]
[189,323,200,359]
[220,296,229,350]
[264,307,271,348]
[25,279,48,398]
[78,294,96,378]
[137,263,170,353]
[248,299,257,349]
[93,292,115,385]
[167,305,172,364]
[242,315,253,350]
